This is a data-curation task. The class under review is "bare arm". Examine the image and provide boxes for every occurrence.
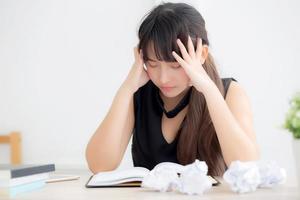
[85,82,135,173]
[203,81,260,166]
[171,36,259,167]
[85,47,149,173]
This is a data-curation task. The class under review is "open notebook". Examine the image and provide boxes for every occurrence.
[85,167,220,188]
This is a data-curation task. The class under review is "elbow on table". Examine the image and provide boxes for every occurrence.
[85,150,120,174]
[225,146,260,167]
[86,158,120,174]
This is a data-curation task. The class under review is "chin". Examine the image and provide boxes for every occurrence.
[160,87,184,98]
[161,92,177,98]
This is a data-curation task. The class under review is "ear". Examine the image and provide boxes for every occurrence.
[201,45,209,65]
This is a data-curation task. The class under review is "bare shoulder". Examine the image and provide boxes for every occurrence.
[225,80,250,105]
[225,80,257,142]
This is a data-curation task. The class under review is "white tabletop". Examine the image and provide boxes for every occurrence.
[12,169,300,200]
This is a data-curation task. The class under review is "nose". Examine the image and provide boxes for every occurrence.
[159,67,170,85]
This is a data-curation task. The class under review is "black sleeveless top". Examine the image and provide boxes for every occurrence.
[131,77,237,170]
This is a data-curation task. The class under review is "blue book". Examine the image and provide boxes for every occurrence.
[0,180,45,198]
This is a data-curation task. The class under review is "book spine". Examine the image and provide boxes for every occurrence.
[10,180,45,197]
[11,164,55,178]
[0,180,45,198]
[0,173,49,187]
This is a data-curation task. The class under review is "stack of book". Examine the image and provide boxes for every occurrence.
[0,164,55,198]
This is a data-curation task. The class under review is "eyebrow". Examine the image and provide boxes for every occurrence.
[147,58,179,65]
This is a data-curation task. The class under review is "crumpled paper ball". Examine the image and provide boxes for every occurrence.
[223,160,260,193]
[178,160,212,195]
[141,162,181,192]
[257,161,286,188]
[141,160,213,195]
[223,160,286,193]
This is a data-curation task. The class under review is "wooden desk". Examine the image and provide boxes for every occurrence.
[12,169,300,200]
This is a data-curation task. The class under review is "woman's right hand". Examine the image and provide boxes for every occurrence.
[124,46,150,93]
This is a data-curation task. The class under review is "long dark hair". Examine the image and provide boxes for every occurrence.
[138,3,226,176]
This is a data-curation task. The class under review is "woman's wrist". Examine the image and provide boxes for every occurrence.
[201,80,222,99]
[120,80,137,95]
[194,78,216,95]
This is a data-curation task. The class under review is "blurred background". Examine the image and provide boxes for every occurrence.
[1,0,299,185]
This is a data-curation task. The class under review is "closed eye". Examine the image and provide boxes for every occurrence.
[170,63,181,69]
[171,64,181,69]
[146,61,158,68]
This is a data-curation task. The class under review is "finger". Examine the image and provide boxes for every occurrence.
[133,47,139,60]
[176,39,192,62]
[187,35,196,58]
[139,50,148,72]
[196,38,203,58]
[172,51,189,69]
[137,50,145,66]
[139,50,144,60]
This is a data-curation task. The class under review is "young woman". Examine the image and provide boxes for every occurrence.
[86,2,259,176]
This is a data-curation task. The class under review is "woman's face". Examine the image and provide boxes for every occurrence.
[144,44,191,98]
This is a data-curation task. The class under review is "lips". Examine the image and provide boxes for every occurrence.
[161,86,175,92]
[161,86,173,88]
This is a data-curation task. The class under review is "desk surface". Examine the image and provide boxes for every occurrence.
[12,169,300,200]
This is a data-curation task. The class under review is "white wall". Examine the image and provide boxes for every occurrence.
[0,0,153,168]
[195,0,300,185]
[1,0,299,184]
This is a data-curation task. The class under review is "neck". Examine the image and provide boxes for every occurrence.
[159,87,191,112]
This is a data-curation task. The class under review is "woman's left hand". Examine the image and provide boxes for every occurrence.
[172,36,214,94]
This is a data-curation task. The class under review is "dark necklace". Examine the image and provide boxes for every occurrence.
[155,87,192,118]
